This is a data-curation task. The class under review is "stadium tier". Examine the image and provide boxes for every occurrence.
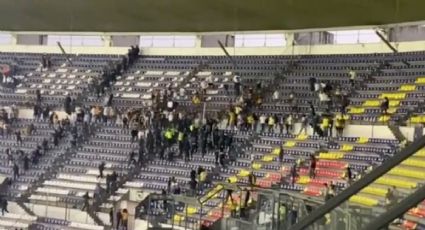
[0,51,424,230]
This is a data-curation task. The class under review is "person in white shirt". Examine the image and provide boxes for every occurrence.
[319,91,330,109]
[167,100,174,111]
[348,69,356,87]
[206,75,213,86]
[68,113,76,125]
[259,114,267,133]
[200,81,208,91]
[168,112,174,124]
[272,90,280,102]
[285,114,293,135]
[179,88,186,98]
[138,130,144,141]
[314,82,321,92]
[233,75,241,96]
[83,112,91,124]
[103,107,110,123]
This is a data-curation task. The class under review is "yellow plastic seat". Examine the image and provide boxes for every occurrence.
[341,144,353,151]
[415,77,425,84]
[410,116,423,124]
[228,176,238,183]
[399,160,425,169]
[357,137,369,144]
[361,186,387,197]
[362,100,399,107]
[272,148,282,155]
[238,169,250,177]
[318,152,344,160]
[362,100,380,107]
[173,214,185,222]
[262,155,274,162]
[376,177,417,189]
[348,107,365,114]
[349,195,379,207]
[389,100,401,107]
[379,93,406,100]
[297,176,310,184]
[252,162,262,170]
[378,115,391,122]
[202,185,223,201]
[414,149,425,157]
[389,168,425,179]
[186,206,198,215]
[295,134,308,141]
[399,84,416,91]
[386,108,397,114]
[283,141,296,147]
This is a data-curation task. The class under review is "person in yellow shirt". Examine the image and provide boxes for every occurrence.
[334,113,346,137]
[285,114,293,135]
[247,114,255,131]
[228,111,236,130]
[192,93,201,105]
[178,131,185,157]
[320,116,330,137]
[268,115,276,133]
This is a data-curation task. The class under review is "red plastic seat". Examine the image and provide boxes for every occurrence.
[317,160,347,169]
[402,220,417,230]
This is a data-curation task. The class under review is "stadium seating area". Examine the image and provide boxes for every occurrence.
[0,51,424,230]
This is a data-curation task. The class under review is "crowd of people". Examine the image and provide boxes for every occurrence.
[87,46,140,99]
[0,104,61,184]
[0,53,401,229]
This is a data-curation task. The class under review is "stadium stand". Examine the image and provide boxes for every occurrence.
[0,48,424,230]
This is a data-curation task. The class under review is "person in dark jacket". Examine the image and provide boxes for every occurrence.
[309,77,316,92]
[128,151,136,166]
[98,162,105,178]
[109,208,114,226]
[248,171,256,187]
[214,151,219,164]
[23,155,30,171]
[15,130,22,145]
[130,129,138,143]
[219,152,226,168]
[64,96,72,115]
[381,97,389,115]
[0,197,8,215]
[13,163,19,180]
[345,166,353,185]
[116,209,122,229]
[309,155,316,179]
[110,171,118,193]
[190,169,196,184]
[82,192,90,211]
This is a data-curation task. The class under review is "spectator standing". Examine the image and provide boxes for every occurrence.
[13,163,19,180]
[381,97,389,115]
[98,161,105,178]
[121,209,129,230]
[298,114,308,135]
[348,69,356,87]
[285,114,293,135]
[259,114,266,133]
[334,113,346,137]
[0,197,8,216]
[15,130,22,145]
[116,209,122,229]
[345,166,353,185]
[81,192,90,211]
[309,155,316,179]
